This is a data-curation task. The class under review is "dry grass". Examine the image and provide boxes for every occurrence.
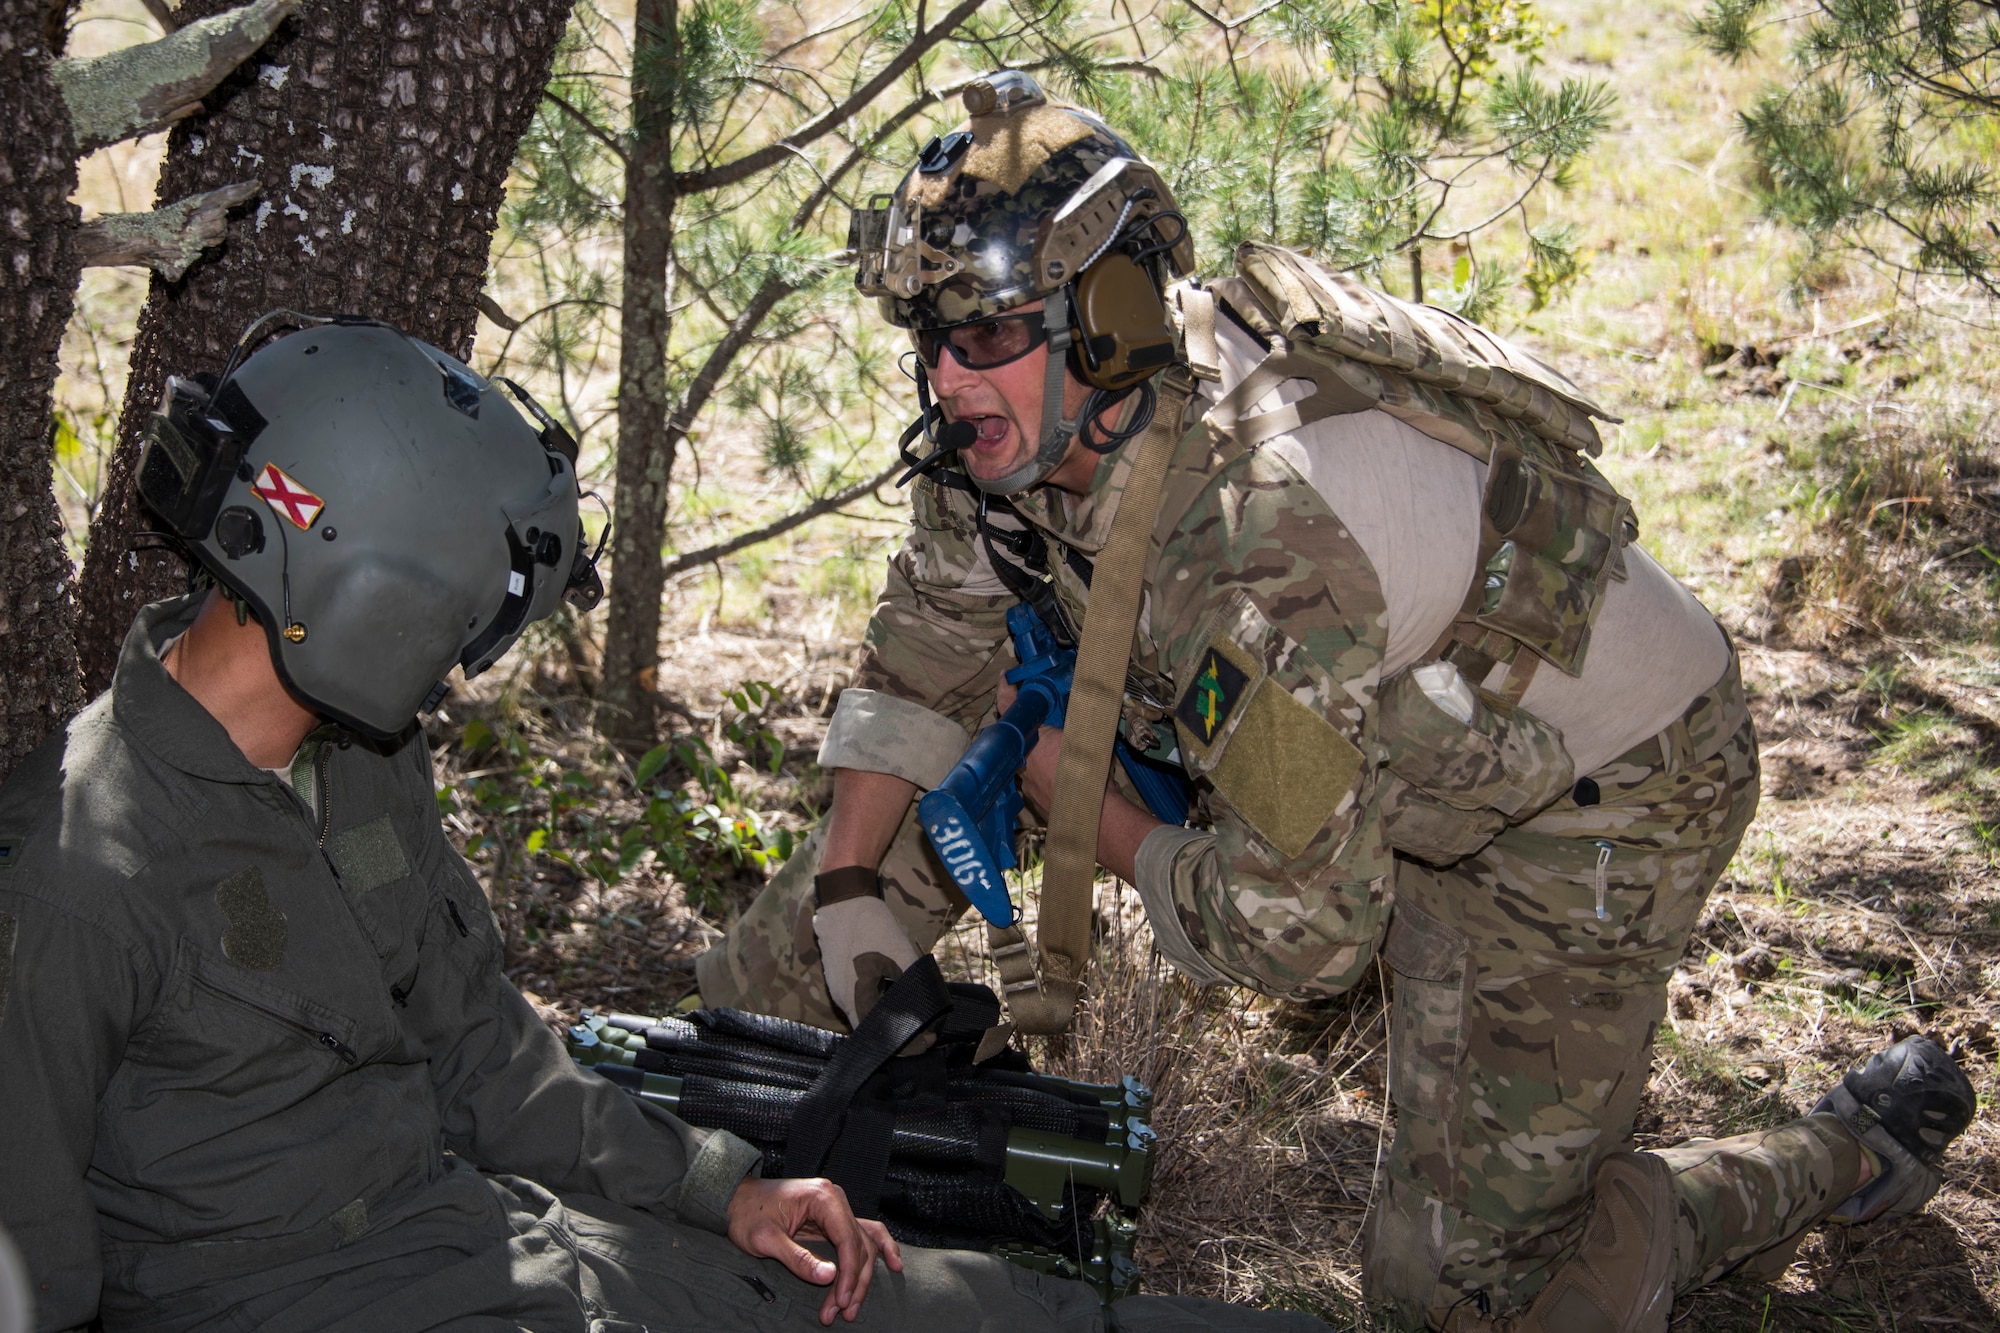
[1029,906,1393,1328]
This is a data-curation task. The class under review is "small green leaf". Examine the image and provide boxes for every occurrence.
[634,744,671,786]
[525,827,549,855]
[462,718,496,752]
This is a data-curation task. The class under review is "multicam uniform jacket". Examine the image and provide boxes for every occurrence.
[820,278,1727,1001]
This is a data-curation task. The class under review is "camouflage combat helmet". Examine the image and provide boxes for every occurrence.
[849,71,1195,493]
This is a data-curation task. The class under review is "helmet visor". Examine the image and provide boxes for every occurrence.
[912,310,1048,371]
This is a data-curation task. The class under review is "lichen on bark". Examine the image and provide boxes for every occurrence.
[52,0,300,152]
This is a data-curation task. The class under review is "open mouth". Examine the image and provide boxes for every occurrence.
[963,415,1009,446]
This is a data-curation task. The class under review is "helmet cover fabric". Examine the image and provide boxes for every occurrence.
[870,97,1185,330]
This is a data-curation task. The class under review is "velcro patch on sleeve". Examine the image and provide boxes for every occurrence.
[1209,684,1365,859]
[328,815,412,895]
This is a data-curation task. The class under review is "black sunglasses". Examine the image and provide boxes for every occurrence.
[912,310,1049,371]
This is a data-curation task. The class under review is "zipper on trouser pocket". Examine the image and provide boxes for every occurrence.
[1592,840,1613,921]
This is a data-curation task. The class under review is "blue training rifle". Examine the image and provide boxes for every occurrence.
[919,603,1192,927]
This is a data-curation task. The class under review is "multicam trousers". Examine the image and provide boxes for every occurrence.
[699,658,1871,1329]
[1364,656,1864,1326]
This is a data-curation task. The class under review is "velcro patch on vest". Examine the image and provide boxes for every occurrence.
[331,1197,369,1245]
[217,866,288,971]
[1175,647,1250,749]
[328,815,411,895]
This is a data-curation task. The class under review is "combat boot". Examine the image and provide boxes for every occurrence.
[1812,1035,1976,1224]
[1496,1151,1676,1333]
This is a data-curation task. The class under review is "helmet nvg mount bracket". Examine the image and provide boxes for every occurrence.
[136,311,604,739]
[847,70,1194,494]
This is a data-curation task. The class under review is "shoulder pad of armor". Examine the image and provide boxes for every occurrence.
[1230,242,1620,457]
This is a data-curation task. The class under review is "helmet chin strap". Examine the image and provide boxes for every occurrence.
[973,285,1083,497]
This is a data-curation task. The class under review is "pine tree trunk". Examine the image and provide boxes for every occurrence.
[598,0,677,745]
[72,0,576,695]
[0,0,84,785]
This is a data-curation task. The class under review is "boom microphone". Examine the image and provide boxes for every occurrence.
[895,416,982,486]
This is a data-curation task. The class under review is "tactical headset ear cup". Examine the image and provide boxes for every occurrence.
[1070,254,1176,391]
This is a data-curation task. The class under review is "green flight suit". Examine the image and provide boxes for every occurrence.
[0,597,1323,1333]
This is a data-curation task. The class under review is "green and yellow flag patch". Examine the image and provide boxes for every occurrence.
[1176,647,1250,745]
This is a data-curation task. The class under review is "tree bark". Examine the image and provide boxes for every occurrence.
[75,180,261,279]
[598,0,677,744]
[0,0,85,784]
[74,0,577,695]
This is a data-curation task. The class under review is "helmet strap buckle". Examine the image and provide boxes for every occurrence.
[1033,286,1083,463]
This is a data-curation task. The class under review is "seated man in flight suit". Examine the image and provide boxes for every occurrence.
[694,72,1980,1332]
[0,315,1322,1333]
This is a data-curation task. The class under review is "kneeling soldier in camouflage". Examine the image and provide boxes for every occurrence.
[695,72,1979,1331]
[0,317,1322,1333]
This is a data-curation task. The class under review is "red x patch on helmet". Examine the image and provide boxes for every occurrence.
[252,463,324,530]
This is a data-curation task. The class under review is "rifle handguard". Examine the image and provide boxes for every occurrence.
[920,672,1061,927]
[922,602,1193,927]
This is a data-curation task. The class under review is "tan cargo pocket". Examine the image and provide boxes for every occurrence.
[1383,900,1469,1123]
[1378,775,1507,866]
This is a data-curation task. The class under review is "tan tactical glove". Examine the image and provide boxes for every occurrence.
[812,867,918,1029]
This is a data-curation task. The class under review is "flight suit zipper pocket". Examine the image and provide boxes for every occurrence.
[190,973,359,1065]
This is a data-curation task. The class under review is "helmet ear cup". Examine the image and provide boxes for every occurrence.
[1070,253,1176,391]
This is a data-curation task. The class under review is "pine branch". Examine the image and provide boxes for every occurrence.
[477,293,523,331]
[543,87,629,163]
[663,274,800,459]
[673,0,986,195]
[1179,0,1293,35]
[660,459,902,579]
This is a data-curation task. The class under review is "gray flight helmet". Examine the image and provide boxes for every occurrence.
[137,316,598,739]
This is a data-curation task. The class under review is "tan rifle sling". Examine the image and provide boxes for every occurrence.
[988,367,1198,1035]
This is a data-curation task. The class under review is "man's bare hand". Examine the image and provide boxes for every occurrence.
[726,1175,902,1325]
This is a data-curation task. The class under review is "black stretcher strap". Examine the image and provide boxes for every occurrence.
[782,956,954,1211]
